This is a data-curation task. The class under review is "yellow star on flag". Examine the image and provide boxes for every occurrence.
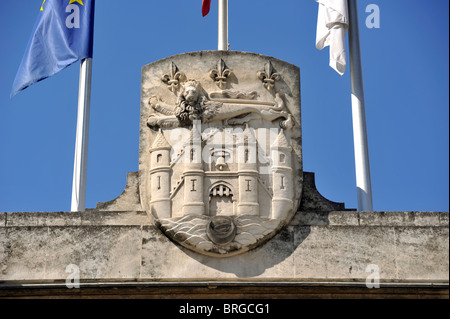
[69,0,84,5]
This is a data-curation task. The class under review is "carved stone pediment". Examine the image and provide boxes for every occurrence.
[140,51,302,257]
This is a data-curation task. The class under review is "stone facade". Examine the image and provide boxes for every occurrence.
[0,172,448,295]
[0,208,447,288]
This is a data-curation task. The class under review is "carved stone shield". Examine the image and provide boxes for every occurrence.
[140,51,302,257]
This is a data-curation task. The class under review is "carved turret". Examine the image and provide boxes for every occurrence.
[237,126,259,216]
[182,121,205,216]
[271,129,294,219]
[149,129,171,218]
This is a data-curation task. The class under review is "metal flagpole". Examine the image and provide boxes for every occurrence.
[71,57,93,212]
[218,0,228,50]
[347,0,373,211]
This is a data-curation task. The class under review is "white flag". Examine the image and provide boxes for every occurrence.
[315,0,349,75]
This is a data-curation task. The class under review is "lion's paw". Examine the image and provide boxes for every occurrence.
[149,96,159,109]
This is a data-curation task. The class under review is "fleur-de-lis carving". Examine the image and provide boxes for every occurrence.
[257,61,281,91]
[161,62,185,93]
[209,59,232,89]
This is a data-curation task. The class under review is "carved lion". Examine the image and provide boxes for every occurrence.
[147,80,293,129]
[174,80,220,125]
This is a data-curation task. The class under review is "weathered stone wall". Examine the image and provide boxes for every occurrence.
[1,210,447,283]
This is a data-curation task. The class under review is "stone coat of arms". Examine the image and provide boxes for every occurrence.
[140,51,302,257]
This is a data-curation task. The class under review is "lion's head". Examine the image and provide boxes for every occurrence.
[182,80,202,105]
[175,80,207,126]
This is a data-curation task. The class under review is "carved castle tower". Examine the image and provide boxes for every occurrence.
[271,129,294,219]
[237,126,259,216]
[182,121,206,216]
[149,129,171,218]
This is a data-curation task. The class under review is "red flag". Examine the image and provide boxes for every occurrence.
[202,0,211,17]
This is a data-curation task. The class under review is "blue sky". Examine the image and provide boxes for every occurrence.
[0,0,448,213]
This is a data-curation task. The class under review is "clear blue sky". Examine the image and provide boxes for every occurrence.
[0,0,448,212]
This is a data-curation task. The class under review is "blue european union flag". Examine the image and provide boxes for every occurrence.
[11,0,95,98]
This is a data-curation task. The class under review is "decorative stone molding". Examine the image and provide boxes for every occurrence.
[161,62,185,93]
[209,58,232,89]
[257,61,281,91]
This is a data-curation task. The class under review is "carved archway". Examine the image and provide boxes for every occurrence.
[208,182,235,216]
